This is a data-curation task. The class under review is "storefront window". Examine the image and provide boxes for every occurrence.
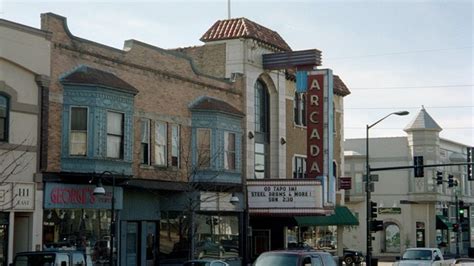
[287,225,337,250]
[43,209,113,264]
[159,212,239,264]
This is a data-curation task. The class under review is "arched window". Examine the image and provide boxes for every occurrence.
[384,223,401,253]
[0,94,9,142]
[254,80,270,179]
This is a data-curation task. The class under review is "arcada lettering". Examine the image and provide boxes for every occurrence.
[308,77,323,175]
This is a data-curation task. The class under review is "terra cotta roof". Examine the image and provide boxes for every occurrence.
[200,18,291,52]
[61,65,138,94]
[190,96,244,117]
[333,75,351,97]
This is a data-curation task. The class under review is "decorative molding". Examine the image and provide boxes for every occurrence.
[61,85,134,168]
[61,157,133,175]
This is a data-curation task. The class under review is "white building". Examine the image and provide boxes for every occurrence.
[0,19,50,263]
[344,107,473,257]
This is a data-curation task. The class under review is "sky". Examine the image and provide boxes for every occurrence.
[1,0,473,146]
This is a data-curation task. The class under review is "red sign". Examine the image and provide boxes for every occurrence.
[339,177,352,190]
[306,74,325,178]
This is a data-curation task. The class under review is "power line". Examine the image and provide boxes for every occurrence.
[350,84,473,90]
[346,106,474,110]
[326,45,473,60]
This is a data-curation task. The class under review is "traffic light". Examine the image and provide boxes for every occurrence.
[436,171,443,185]
[370,201,378,219]
[371,220,384,232]
[453,223,460,232]
[459,200,465,223]
[448,174,454,187]
[414,156,424,177]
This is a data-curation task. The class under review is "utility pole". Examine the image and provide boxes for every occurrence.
[455,191,460,257]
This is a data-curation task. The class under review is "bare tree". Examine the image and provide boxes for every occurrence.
[0,136,36,210]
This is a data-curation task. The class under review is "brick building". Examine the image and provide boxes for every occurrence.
[180,18,355,261]
[39,13,245,265]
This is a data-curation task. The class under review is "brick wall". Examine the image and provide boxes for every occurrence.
[173,43,227,79]
[41,13,243,182]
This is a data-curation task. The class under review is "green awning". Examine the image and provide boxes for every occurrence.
[436,215,452,229]
[295,206,359,226]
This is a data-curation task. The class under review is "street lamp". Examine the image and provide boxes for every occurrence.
[366,111,408,266]
[93,171,116,266]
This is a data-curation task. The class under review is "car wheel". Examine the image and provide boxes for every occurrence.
[344,256,354,265]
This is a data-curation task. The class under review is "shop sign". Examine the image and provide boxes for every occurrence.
[306,69,334,204]
[13,183,35,210]
[44,183,123,209]
[378,207,401,214]
[247,180,330,215]
[339,177,352,190]
[0,182,35,211]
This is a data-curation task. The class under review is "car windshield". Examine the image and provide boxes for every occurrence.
[14,254,56,266]
[254,253,298,266]
[402,250,432,260]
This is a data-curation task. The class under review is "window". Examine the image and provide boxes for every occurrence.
[70,107,88,156]
[154,122,167,166]
[224,132,236,170]
[0,95,8,141]
[254,80,270,179]
[140,119,150,165]
[255,143,266,179]
[197,128,211,168]
[171,125,180,167]
[294,156,306,179]
[294,92,306,126]
[255,80,269,135]
[385,223,401,253]
[107,111,124,159]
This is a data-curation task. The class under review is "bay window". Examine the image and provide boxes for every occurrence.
[171,125,180,167]
[154,122,167,166]
[224,132,236,170]
[197,128,211,168]
[140,119,150,165]
[70,107,88,156]
[107,111,124,159]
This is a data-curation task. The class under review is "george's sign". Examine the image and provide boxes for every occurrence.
[44,183,123,209]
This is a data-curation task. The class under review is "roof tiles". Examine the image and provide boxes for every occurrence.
[61,65,138,94]
[201,18,291,52]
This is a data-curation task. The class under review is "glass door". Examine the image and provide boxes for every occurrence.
[125,222,138,266]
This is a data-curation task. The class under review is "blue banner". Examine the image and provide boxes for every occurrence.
[296,71,308,93]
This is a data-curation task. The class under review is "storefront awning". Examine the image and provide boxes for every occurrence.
[295,206,359,226]
[436,215,452,229]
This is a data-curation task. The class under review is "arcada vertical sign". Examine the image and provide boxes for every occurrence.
[306,69,334,204]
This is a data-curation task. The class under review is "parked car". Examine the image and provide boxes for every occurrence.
[343,248,364,265]
[11,249,92,266]
[393,248,444,266]
[253,250,337,266]
[183,259,229,266]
